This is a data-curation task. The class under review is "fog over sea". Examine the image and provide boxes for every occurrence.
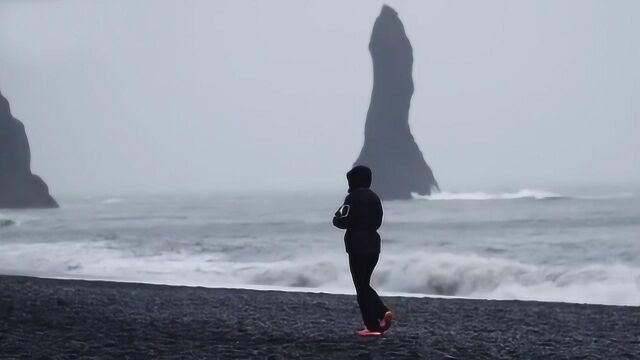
[1,186,638,306]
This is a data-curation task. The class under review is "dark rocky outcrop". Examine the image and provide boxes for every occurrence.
[0,91,58,208]
[354,5,439,200]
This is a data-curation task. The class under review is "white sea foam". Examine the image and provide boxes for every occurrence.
[414,189,637,201]
[413,189,564,201]
[1,241,638,306]
[376,252,640,305]
[102,198,126,204]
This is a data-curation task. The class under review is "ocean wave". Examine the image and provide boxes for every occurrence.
[376,253,640,305]
[413,189,564,201]
[575,193,636,200]
[96,215,188,222]
[0,212,19,228]
[102,198,126,204]
[1,241,638,306]
[413,189,637,201]
[0,218,16,228]
[228,252,640,305]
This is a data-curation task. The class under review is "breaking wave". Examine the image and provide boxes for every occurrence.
[376,252,640,305]
[234,253,640,306]
[414,189,636,201]
[414,189,564,201]
[1,241,638,306]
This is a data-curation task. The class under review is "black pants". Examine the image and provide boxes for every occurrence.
[349,253,388,331]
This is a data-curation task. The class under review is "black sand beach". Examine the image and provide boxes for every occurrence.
[1,275,639,359]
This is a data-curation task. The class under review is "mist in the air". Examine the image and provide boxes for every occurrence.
[1,0,638,196]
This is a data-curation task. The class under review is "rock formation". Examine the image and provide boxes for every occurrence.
[354,5,439,200]
[0,91,58,208]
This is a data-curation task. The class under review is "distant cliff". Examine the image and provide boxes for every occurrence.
[0,91,58,208]
[354,5,439,200]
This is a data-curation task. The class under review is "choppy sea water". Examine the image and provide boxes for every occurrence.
[1,188,639,306]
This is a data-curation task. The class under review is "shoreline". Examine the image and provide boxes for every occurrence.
[3,272,637,307]
[2,274,639,359]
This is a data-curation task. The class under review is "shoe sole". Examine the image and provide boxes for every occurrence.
[357,331,383,337]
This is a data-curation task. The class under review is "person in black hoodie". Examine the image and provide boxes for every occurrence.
[333,165,393,336]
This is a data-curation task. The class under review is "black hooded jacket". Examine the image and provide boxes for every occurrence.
[333,166,383,254]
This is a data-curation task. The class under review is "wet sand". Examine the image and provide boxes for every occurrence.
[1,275,639,359]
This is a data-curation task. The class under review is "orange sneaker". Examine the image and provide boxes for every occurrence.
[357,328,383,337]
[379,311,394,331]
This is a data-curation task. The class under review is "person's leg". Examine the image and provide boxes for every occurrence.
[363,254,389,320]
[349,254,381,331]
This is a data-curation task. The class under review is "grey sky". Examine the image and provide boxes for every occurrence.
[1,0,638,195]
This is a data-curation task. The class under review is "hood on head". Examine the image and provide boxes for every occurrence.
[347,165,372,192]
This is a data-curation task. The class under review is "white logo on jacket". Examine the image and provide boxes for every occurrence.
[336,204,350,218]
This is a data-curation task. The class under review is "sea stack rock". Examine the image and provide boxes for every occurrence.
[354,5,439,200]
[0,91,58,208]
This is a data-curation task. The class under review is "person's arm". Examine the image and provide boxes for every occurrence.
[332,194,354,229]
